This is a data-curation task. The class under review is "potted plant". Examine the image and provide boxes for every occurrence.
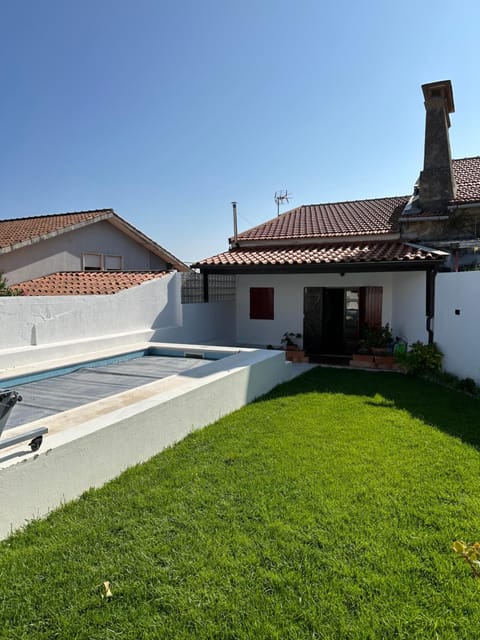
[280,332,305,361]
[362,323,394,355]
[351,324,395,369]
[281,331,302,350]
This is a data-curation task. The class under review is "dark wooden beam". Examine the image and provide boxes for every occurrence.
[203,272,209,302]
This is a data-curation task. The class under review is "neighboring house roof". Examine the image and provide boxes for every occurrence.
[0,208,190,272]
[16,271,169,296]
[195,242,447,271]
[0,210,109,248]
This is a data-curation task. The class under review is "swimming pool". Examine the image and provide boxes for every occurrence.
[0,343,294,539]
[2,346,236,429]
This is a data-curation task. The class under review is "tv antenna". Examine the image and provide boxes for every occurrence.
[274,189,291,216]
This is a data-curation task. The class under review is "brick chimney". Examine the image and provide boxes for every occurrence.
[418,80,456,211]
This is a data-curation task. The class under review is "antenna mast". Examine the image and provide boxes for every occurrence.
[274,189,291,216]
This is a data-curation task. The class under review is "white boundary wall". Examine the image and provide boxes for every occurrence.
[0,274,179,350]
[0,274,236,371]
[435,272,480,383]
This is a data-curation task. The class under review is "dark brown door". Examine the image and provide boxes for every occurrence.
[321,288,345,353]
[303,287,323,354]
[359,286,383,329]
[304,286,363,355]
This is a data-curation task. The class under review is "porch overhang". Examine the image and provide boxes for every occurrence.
[193,241,448,275]
[196,260,443,275]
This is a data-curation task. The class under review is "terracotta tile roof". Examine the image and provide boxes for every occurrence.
[233,197,409,243]
[0,209,112,250]
[230,158,480,245]
[452,156,480,203]
[0,208,190,272]
[195,242,444,268]
[16,271,169,296]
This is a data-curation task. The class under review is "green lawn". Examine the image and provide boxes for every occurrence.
[1,368,480,639]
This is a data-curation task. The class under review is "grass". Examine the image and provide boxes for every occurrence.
[1,367,480,639]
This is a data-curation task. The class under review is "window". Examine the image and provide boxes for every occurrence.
[82,253,124,271]
[250,287,274,319]
[104,255,123,271]
[83,253,102,271]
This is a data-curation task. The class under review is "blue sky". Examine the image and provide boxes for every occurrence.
[1,0,479,263]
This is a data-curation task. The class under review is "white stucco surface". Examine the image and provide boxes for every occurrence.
[0,275,238,374]
[0,273,179,359]
[434,272,480,383]
[0,346,297,539]
[234,272,411,347]
[152,301,236,346]
[391,271,429,344]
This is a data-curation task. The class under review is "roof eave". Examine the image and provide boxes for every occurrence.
[196,258,444,275]
[108,214,190,272]
[231,233,400,248]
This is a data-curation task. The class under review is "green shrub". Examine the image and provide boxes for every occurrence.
[396,341,443,375]
[0,272,22,296]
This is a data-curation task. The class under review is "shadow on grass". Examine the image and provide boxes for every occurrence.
[256,366,480,449]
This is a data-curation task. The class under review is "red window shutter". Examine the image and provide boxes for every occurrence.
[250,287,274,320]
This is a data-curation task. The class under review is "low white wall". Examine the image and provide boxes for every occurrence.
[0,348,291,539]
[0,273,180,352]
[0,275,237,371]
[152,301,236,346]
[435,272,480,383]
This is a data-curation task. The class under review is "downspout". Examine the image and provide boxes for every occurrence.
[425,267,437,344]
[203,271,210,303]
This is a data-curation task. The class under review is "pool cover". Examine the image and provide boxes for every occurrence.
[4,355,208,429]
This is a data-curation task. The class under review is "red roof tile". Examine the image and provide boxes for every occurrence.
[0,209,112,249]
[195,242,444,268]
[16,271,169,296]
[452,156,480,203]
[233,197,408,243]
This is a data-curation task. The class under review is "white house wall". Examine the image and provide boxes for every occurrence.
[0,221,167,285]
[391,272,429,344]
[435,272,480,383]
[235,272,399,347]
